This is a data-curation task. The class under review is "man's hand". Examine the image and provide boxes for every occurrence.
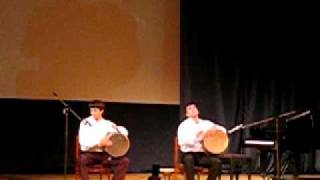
[99,134,113,147]
[196,130,206,140]
[210,125,227,133]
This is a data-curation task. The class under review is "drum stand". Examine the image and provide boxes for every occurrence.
[53,92,83,180]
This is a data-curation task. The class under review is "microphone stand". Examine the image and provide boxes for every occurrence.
[239,110,296,180]
[52,92,82,180]
[273,116,282,180]
[272,111,298,180]
[272,110,311,180]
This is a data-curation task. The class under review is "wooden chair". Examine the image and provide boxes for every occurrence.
[173,136,208,180]
[75,136,111,180]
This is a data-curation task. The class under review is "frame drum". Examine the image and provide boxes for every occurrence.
[104,133,130,157]
[203,129,229,154]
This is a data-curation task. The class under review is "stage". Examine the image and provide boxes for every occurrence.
[2,173,320,180]
[0,173,263,180]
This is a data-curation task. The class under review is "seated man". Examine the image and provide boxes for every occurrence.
[177,102,226,180]
[79,100,129,180]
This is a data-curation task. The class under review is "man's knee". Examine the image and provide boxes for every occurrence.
[182,154,194,164]
[79,154,90,166]
[209,157,221,167]
[120,156,130,165]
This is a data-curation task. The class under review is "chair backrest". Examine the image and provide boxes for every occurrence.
[76,136,80,161]
[173,136,180,170]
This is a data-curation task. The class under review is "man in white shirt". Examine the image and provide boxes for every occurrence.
[177,102,226,180]
[79,100,129,180]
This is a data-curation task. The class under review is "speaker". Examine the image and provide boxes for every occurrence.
[151,164,160,176]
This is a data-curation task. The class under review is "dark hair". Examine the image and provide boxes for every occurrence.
[88,100,105,111]
[184,101,198,108]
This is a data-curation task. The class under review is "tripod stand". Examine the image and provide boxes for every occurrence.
[53,92,83,180]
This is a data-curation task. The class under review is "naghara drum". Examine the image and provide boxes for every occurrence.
[203,128,229,154]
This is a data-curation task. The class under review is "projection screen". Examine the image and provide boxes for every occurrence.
[0,0,179,104]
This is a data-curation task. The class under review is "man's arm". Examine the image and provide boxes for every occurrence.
[79,122,101,149]
[177,122,198,147]
[212,123,227,133]
[116,125,129,136]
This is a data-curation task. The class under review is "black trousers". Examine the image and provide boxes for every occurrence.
[181,152,221,180]
[79,152,129,180]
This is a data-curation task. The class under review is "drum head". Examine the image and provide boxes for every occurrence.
[203,129,229,154]
[105,133,130,157]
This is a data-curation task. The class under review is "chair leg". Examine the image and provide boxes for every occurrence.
[216,174,221,180]
[75,166,80,180]
[196,172,201,180]
[75,170,80,180]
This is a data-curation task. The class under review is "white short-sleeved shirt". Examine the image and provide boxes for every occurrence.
[79,116,128,152]
[177,117,226,152]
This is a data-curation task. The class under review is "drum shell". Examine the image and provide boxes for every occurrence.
[105,133,130,157]
[203,129,229,154]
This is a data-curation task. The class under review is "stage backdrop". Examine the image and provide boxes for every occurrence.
[181,1,320,174]
[0,99,179,173]
[0,0,179,104]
